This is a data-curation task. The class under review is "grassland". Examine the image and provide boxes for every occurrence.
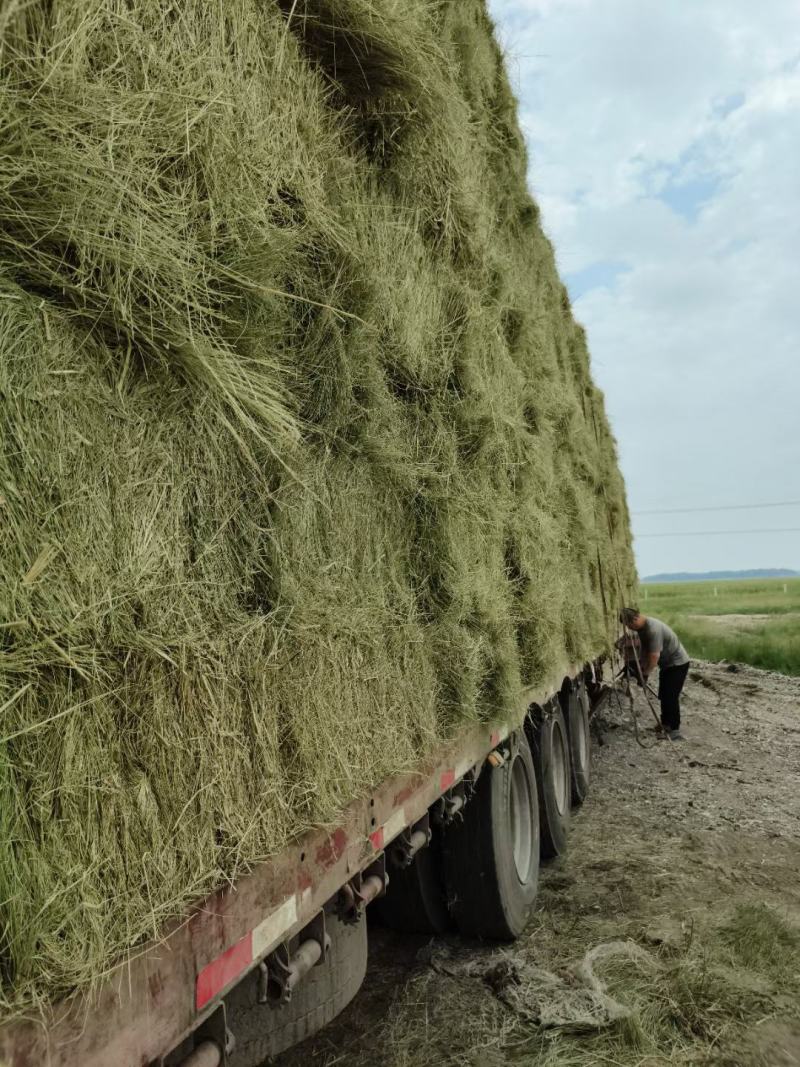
[639,576,800,675]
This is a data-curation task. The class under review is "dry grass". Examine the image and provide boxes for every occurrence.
[0,0,634,1014]
[306,904,800,1067]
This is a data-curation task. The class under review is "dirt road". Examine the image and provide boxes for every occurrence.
[277,662,800,1067]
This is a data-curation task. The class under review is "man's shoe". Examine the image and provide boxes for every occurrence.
[668,730,685,742]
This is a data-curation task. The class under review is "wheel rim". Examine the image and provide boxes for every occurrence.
[552,722,568,815]
[510,754,534,883]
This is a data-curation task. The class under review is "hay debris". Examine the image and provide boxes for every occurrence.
[429,940,659,1032]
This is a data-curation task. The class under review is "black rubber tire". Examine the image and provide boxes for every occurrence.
[442,732,540,940]
[371,834,453,934]
[562,679,591,806]
[531,699,571,859]
[225,913,367,1066]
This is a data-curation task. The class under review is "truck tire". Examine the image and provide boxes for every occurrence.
[561,679,591,806]
[442,732,540,940]
[532,699,571,858]
[370,835,453,934]
[225,912,367,1066]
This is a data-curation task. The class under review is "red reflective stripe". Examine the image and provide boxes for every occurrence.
[196,932,253,1011]
[440,769,455,791]
[369,827,384,851]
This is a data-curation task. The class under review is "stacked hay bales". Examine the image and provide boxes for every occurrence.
[0,0,635,1013]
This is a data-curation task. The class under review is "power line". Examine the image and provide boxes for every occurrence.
[633,500,800,516]
[636,528,800,539]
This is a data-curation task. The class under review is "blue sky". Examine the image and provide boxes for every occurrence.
[487,0,800,577]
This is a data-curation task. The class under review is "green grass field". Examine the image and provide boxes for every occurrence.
[639,576,800,676]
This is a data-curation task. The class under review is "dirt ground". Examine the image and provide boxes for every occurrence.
[276,662,800,1067]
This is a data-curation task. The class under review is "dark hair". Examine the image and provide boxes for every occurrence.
[619,606,640,627]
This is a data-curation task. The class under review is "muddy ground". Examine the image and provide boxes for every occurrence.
[277,662,800,1067]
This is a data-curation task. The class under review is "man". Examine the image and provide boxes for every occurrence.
[619,607,690,741]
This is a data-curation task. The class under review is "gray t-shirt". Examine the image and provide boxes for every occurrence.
[641,617,689,670]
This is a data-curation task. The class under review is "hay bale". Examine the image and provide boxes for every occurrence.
[0,0,635,1013]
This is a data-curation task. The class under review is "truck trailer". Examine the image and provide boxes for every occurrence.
[0,1,635,1063]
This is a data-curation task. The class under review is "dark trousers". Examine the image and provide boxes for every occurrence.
[658,662,689,731]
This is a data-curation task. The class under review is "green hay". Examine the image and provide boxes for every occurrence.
[0,0,635,1014]
[719,904,800,976]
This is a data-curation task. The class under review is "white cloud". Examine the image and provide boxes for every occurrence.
[489,0,800,575]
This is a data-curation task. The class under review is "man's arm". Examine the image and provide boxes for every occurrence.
[641,650,659,679]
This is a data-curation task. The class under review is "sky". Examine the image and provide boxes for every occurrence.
[487,0,800,577]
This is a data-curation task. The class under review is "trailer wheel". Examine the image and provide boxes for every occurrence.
[225,912,367,1066]
[561,679,591,806]
[442,732,540,940]
[532,699,571,858]
[371,835,453,934]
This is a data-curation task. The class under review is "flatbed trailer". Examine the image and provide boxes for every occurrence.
[0,659,601,1067]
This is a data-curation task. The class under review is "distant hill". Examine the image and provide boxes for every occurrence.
[641,568,799,584]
